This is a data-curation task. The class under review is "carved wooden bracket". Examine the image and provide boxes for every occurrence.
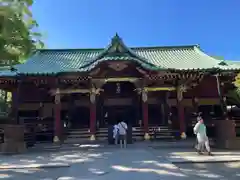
[177,84,187,101]
[90,92,96,103]
[55,89,61,104]
[91,79,106,89]
[142,90,148,102]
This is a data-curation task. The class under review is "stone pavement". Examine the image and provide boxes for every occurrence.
[0,141,239,179]
[176,162,240,180]
[149,140,240,163]
[166,151,240,163]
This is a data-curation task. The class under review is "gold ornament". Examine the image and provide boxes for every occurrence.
[223,96,227,102]
[53,136,60,143]
[177,84,187,101]
[55,94,60,104]
[90,134,96,141]
[144,133,150,140]
[181,132,187,139]
[90,93,96,103]
[194,97,198,103]
[142,90,148,102]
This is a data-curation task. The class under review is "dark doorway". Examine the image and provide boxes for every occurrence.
[69,106,89,129]
[102,105,136,127]
[148,104,162,125]
[99,81,138,127]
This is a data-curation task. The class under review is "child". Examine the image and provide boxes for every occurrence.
[113,124,119,145]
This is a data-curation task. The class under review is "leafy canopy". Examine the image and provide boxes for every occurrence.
[0,0,44,65]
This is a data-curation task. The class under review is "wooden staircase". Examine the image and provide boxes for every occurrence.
[64,128,90,143]
[64,126,176,143]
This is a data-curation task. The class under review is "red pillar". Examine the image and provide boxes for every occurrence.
[177,87,186,139]
[89,92,96,140]
[11,90,18,121]
[142,102,148,133]
[142,91,150,140]
[53,89,61,143]
[178,103,185,134]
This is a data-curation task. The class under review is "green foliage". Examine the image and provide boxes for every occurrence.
[0,0,44,65]
[226,88,240,105]
[0,90,10,114]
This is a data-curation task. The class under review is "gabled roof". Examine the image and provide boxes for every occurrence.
[3,34,240,75]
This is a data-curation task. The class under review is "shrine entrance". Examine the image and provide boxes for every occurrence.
[97,81,139,128]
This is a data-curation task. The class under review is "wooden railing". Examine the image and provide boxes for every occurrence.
[20,117,54,147]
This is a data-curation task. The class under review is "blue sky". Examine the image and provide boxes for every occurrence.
[32,0,240,60]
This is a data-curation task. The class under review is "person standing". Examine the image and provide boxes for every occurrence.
[193,117,213,155]
[118,120,128,148]
[113,124,119,145]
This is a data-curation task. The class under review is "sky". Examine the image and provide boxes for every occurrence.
[32,0,240,60]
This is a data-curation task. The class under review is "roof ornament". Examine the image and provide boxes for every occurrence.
[111,33,122,44]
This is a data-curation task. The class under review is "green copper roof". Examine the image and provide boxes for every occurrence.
[10,34,240,75]
[0,66,16,77]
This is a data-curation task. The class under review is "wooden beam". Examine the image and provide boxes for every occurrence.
[49,88,90,95]
[104,77,139,82]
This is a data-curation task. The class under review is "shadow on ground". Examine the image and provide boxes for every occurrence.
[0,142,239,179]
[175,162,240,180]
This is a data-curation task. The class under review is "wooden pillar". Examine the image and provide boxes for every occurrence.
[53,88,61,143]
[142,90,150,140]
[11,89,18,122]
[192,86,199,115]
[215,75,228,118]
[177,86,186,139]
[89,91,96,141]
[11,76,21,124]
[178,103,185,135]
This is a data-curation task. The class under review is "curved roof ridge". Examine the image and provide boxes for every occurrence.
[193,46,240,70]
[132,44,198,51]
[78,34,160,70]
[38,48,104,52]
[193,46,221,63]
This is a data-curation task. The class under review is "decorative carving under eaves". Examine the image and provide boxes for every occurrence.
[108,62,128,71]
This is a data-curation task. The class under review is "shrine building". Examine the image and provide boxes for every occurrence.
[0,34,240,145]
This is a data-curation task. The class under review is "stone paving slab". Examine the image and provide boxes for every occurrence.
[0,162,70,169]
[167,151,240,164]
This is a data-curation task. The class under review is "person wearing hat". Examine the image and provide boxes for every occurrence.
[193,116,212,155]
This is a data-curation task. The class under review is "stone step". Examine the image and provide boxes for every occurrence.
[65,126,176,143]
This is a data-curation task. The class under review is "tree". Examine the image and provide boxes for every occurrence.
[227,73,240,106]
[226,89,240,107]
[0,0,44,65]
